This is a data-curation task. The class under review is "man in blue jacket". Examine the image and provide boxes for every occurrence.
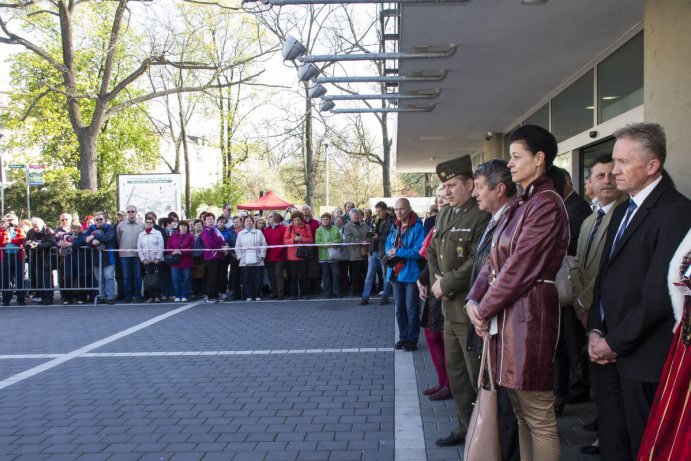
[84,212,117,304]
[386,198,425,351]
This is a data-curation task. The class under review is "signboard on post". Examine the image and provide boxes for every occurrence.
[117,173,182,218]
[8,163,25,169]
[27,164,45,186]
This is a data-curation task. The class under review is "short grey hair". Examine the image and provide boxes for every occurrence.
[613,122,666,164]
[473,159,517,198]
[349,208,361,216]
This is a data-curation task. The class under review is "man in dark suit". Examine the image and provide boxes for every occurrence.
[586,122,691,461]
[570,154,627,455]
[467,159,520,461]
[555,169,593,408]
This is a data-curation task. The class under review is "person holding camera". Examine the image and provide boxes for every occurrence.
[386,198,425,351]
[361,201,395,305]
[1,213,27,306]
[25,217,57,305]
[283,210,314,300]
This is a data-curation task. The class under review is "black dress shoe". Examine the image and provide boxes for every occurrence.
[435,432,465,447]
[582,418,598,432]
[403,342,417,351]
[580,444,600,455]
[395,340,405,349]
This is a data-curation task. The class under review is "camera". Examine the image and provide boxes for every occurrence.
[366,231,376,238]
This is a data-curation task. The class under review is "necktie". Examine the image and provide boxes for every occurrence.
[601,200,637,321]
[478,218,496,250]
[609,199,637,259]
[584,208,606,263]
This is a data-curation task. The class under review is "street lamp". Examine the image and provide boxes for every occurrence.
[323,143,330,208]
[0,133,4,217]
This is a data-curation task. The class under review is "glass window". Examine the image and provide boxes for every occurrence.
[598,32,644,123]
[551,70,594,143]
[523,103,549,130]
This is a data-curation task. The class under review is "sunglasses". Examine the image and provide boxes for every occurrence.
[127,211,136,213]
[95,218,104,222]
[145,221,154,224]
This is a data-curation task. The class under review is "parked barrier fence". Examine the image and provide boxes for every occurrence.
[0,247,102,305]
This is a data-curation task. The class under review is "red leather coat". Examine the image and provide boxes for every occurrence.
[468,176,569,391]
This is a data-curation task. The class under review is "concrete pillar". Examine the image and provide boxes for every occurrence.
[482,133,504,161]
[644,0,691,197]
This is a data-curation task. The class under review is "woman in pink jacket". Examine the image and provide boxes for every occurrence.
[166,221,195,302]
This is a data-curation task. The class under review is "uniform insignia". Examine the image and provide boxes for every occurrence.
[457,246,464,258]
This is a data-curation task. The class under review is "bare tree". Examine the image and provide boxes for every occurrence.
[0,0,271,190]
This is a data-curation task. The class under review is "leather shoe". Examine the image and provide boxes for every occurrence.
[395,341,405,350]
[582,418,598,432]
[435,432,464,447]
[359,298,369,305]
[428,387,452,401]
[580,444,600,455]
[423,384,442,396]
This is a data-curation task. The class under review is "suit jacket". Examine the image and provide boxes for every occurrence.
[570,194,627,316]
[564,191,593,256]
[467,202,511,353]
[587,177,691,382]
[427,197,490,323]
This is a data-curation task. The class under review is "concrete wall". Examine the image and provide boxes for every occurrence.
[644,0,691,197]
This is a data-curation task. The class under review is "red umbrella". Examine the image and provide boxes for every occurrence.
[236,191,295,211]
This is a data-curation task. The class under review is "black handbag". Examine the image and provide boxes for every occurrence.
[296,245,313,260]
[164,253,180,265]
[143,265,160,291]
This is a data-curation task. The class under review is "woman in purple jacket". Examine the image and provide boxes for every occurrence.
[200,213,229,303]
[166,221,195,302]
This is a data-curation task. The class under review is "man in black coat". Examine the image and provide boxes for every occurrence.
[586,122,691,461]
[555,169,594,406]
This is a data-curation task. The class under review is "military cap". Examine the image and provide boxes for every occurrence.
[436,155,473,182]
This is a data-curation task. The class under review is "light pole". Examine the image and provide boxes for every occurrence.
[0,133,4,217]
[323,143,330,209]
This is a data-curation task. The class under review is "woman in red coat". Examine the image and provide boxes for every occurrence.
[283,210,314,299]
[263,212,287,299]
[467,125,569,461]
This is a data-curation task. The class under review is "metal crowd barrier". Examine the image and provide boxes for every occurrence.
[0,246,103,305]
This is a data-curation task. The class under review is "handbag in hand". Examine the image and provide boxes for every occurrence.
[143,265,160,292]
[164,253,181,265]
[296,245,313,260]
[463,338,501,461]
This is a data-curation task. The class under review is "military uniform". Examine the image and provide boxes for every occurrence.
[427,155,491,440]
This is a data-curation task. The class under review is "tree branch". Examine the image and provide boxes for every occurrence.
[105,69,265,118]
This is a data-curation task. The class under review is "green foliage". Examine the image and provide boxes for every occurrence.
[3,173,115,228]
[188,180,244,219]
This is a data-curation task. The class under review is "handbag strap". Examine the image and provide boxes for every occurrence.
[478,338,496,391]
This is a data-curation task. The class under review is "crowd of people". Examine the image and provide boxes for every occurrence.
[0,200,405,307]
[0,121,688,460]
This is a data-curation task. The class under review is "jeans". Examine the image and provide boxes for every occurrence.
[1,254,25,303]
[121,256,142,300]
[241,266,263,299]
[100,264,115,300]
[392,281,420,343]
[320,262,340,296]
[379,261,392,298]
[170,267,191,299]
[362,252,388,299]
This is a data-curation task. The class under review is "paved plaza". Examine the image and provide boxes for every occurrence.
[0,298,598,460]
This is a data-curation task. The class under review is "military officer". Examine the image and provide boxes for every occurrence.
[427,155,491,447]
